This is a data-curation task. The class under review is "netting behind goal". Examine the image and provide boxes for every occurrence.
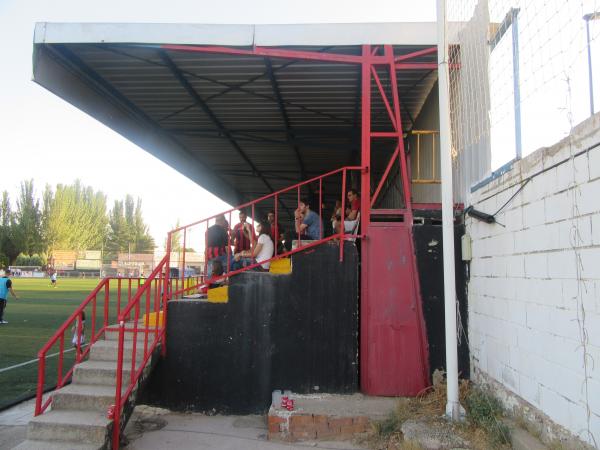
[446,0,600,193]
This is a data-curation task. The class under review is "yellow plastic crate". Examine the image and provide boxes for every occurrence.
[141,311,164,327]
[269,258,291,274]
[207,285,229,303]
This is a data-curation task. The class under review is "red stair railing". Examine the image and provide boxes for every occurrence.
[109,255,171,449]
[169,165,364,296]
[34,276,153,416]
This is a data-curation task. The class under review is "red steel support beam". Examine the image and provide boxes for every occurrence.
[162,44,364,64]
[371,66,398,131]
[360,45,372,392]
[161,44,438,70]
[394,46,437,63]
[385,45,413,214]
[370,142,401,208]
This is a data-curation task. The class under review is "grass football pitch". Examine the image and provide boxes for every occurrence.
[0,278,125,409]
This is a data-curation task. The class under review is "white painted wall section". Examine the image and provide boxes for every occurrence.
[467,113,600,446]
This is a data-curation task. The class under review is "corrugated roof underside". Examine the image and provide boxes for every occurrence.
[48,43,437,205]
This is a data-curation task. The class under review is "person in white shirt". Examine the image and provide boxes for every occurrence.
[232,220,274,271]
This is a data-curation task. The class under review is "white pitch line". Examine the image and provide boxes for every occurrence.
[0,345,88,374]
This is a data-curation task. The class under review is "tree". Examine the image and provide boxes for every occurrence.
[106,200,129,254]
[132,198,155,253]
[166,220,182,252]
[0,191,18,265]
[13,180,43,256]
[106,196,155,254]
[41,180,108,254]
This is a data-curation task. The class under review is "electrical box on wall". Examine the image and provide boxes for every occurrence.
[461,233,472,261]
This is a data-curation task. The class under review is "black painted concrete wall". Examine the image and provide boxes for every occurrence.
[413,210,470,379]
[142,242,359,414]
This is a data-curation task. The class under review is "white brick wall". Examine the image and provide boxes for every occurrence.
[466,113,600,446]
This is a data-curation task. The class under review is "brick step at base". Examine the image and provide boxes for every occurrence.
[267,393,397,442]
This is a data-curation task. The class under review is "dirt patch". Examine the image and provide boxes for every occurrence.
[362,374,511,450]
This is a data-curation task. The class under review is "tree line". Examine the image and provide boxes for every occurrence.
[0,180,155,267]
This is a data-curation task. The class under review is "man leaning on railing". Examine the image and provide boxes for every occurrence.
[295,198,322,241]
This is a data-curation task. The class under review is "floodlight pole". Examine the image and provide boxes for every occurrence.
[437,0,464,421]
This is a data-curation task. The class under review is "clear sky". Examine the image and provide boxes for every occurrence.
[0,0,436,249]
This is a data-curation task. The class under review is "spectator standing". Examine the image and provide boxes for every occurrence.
[295,198,322,240]
[232,221,274,271]
[233,211,256,255]
[343,189,361,232]
[0,269,19,324]
[206,214,230,277]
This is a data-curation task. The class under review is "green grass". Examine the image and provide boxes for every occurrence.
[0,278,137,409]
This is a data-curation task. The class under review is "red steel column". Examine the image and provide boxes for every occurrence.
[360,45,372,393]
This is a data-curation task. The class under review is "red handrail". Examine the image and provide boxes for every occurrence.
[34,276,147,416]
[170,166,363,233]
[169,166,363,294]
[111,255,170,449]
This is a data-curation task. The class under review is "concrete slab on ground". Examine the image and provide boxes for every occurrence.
[0,398,35,449]
[280,393,398,420]
[124,407,365,450]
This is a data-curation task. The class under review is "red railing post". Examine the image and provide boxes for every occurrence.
[297,186,301,247]
[91,293,97,343]
[104,281,109,331]
[251,203,256,254]
[319,178,323,239]
[227,212,232,275]
[117,278,122,318]
[128,278,132,308]
[112,320,125,450]
[162,234,171,357]
[144,284,150,357]
[131,296,140,384]
[204,225,208,279]
[35,354,45,416]
[57,334,64,386]
[181,227,187,289]
[155,278,160,341]
[274,194,278,256]
[76,313,83,363]
[340,168,347,261]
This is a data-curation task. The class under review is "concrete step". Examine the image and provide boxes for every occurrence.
[73,359,132,386]
[13,438,103,450]
[89,339,144,363]
[51,383,130,413]
[104,326,159,343]
[26,410,110,445]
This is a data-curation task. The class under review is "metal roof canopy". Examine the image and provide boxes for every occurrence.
[33,22,439,215]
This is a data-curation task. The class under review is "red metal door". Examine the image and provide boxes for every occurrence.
[361,221,429,396]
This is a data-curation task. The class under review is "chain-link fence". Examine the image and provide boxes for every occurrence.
[447,0,600,192]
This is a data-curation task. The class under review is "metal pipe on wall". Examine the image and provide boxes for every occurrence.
[437,0,464,421]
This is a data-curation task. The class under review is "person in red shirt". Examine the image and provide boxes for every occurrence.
[233,211,256,254]
[205,215,230,276]
[335,189,361,234]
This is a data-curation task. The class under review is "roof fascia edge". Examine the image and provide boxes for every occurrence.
[33,22,438,46]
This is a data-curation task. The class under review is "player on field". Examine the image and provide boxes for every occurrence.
[0,269,19,324]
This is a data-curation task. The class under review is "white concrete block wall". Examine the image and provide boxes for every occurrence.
[466,113,600,446]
